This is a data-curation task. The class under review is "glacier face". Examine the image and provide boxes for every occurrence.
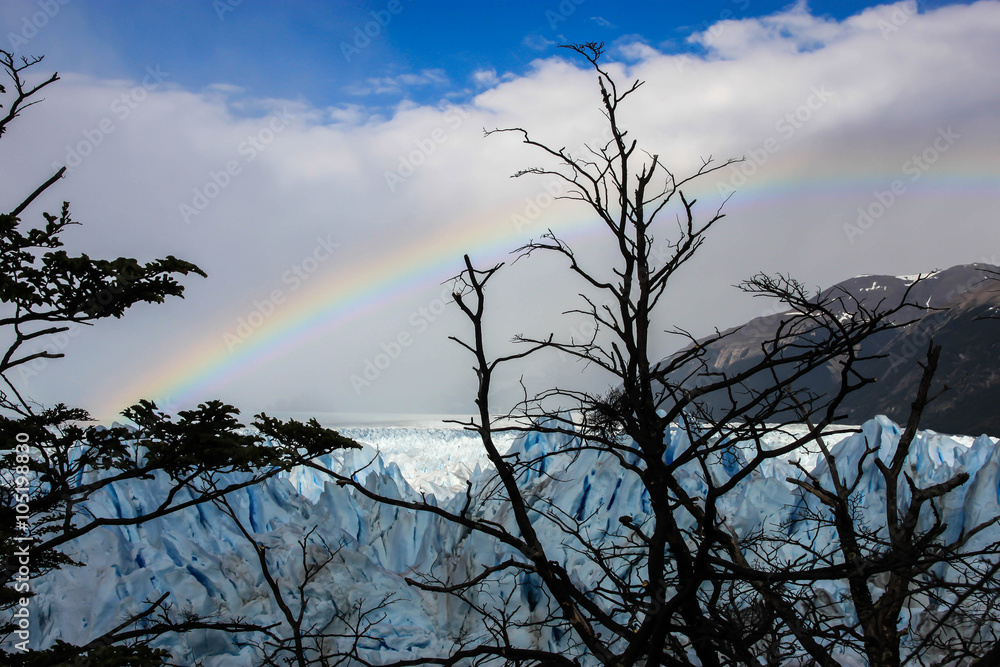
[10,418,1000,664]
[308,425,517,497]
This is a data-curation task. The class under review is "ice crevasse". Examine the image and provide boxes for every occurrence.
[13,416,1000,664]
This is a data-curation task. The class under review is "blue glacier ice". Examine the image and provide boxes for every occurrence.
[8,417,1000,664]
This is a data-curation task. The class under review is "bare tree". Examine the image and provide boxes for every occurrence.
[749,342,1000,666]
[213,493,396,667]
[303,43,1000,666]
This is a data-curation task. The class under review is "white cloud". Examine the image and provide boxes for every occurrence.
[347,68,450,96]
[472,68,501,88]
[615,40,659,61]
[522,34,556,51]
[688,0,849,57]
[325,104,372,126]
[203,82,245,95]
[4,2,999,421]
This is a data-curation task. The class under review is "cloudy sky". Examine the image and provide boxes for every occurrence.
[1,0,998,423]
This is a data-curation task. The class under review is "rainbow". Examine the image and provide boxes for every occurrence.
[98,159,999,420]
[98,199,591,419]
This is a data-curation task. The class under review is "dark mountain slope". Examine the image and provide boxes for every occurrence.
[666,264,1000,436]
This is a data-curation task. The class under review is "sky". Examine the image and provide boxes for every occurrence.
[0,0,998,423]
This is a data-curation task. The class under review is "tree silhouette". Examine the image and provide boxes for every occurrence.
[304,43,1000,666]
[0,50,359,666]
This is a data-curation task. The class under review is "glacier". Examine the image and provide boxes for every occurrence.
[7,417,1000,664]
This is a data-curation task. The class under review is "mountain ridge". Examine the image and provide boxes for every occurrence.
[668,263,1000,435]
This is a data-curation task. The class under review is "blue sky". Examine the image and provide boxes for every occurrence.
[2,1,998,420]
[8,0,976,110]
